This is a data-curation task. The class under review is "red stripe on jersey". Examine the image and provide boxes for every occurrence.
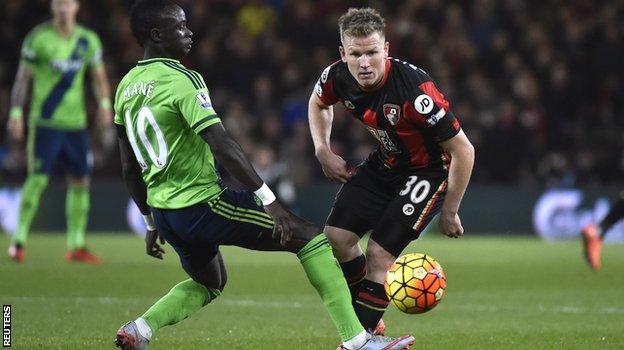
[318,79,338,105]
[418,81,450,111]
[396,101,431,167]
[362,108,378,127]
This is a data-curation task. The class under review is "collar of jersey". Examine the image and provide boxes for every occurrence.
[137,58,181,66]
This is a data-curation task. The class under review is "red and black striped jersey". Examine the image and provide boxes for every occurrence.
[314,58,461,172]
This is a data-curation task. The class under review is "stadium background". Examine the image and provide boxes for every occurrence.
[0,1,623,349]
[1,0,623,236]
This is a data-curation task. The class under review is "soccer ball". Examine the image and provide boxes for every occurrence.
[384,253,446,314]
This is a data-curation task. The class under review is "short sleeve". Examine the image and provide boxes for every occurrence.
[176,74,221,134]
[20,30,38,68]
[314,62,340,105]
[88,32,103,67]
[403,66,461,142]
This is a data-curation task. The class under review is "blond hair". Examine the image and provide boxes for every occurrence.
[338,8,386,41]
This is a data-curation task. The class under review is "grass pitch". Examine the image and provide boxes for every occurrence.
[1,233,623,349]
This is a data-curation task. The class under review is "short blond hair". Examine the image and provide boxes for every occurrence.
[338,8,386,41]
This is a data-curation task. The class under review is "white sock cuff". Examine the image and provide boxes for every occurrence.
[135,317,153,341]
[342,330,367,350]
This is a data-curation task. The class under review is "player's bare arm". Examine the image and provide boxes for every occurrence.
[91,64,113,128]
[116,124,165,259]
[7,62,33,142]
[308,92,351,183]
[438,130,475,238]
[200,123,298,245]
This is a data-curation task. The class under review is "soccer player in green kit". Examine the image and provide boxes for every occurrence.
[6,0,112,263]
[113,1,414,349]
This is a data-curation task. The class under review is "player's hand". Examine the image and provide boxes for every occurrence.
[263,200,297,246]
[439,211,464,238]
[96,106,113,129]
[7,117,24,142]
[316,149,352,183]
[145,229,166,260]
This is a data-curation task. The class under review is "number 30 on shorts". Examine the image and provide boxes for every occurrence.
[399,176,431,204]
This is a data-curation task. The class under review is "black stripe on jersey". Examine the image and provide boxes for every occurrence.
[188,70,206,89]
[192,114,219,132]
[163,61,202,89]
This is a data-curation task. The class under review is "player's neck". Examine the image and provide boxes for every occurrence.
[142,47,180,61]
[53,19,76,38]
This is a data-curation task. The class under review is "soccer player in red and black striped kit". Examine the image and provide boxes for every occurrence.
[308,8,475,334]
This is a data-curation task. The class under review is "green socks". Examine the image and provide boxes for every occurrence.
[66,185,90,249]
[297,234,365,341]
[12,176,90,249]
[141,279,221,333]
[12,174,48,245]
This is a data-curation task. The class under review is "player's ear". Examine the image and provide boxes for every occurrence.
[339,46,346,62]
[384,41,389,58]
[150,28,162,43]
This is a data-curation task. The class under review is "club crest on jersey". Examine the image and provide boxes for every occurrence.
[383,104,401,125]
[196,91,212,109]
[414,94,434,114]
[344,100,356,110]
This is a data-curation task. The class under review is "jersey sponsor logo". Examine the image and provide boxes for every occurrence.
[383,104,401,125]
[50,59,83,73]
[426,108,446,126]
[414,94,434,114]
[344,100,356,109]
[196,91,212,109]
[366,127,400,153]
[320,65,331,84]
[402,203,415,216]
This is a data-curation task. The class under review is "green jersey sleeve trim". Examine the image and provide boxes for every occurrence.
[162,61,203,89]
[193,114,221,134]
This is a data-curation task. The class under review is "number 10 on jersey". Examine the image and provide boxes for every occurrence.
[124,106,169,171]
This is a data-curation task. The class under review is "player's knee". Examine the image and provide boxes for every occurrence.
[325,226,359,253]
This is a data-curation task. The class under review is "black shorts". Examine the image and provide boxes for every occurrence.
[152,189,275,285]
[326,161,448,256]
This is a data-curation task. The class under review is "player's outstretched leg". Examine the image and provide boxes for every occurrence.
[327,227,386,335]
[295,228,414,349]
[115,278,220,349]
[9,174,48,262]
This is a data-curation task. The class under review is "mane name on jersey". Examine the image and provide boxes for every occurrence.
[123,81,156,100]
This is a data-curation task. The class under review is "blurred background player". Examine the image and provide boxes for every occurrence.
[6,0,112,263]
[582,192,624,270]
[113,1,413,349]
[308,8,474,333]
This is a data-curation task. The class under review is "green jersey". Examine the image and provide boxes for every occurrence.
[114,58,223,209]
[21,22,103,130]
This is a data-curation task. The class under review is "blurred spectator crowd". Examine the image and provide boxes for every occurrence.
[1,0,623,189]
